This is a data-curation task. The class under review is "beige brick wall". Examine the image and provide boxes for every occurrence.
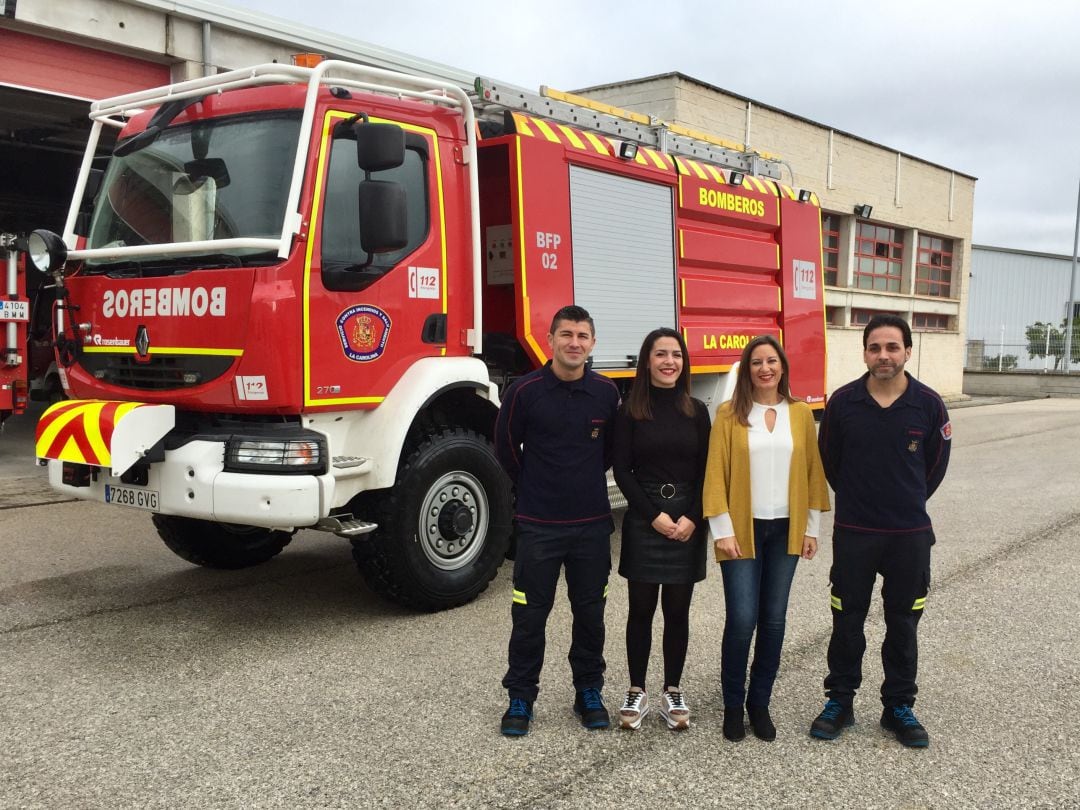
[582,74,974,400]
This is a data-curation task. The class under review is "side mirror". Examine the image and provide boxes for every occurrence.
[354,122,405,172]
[183,158,231,189]
[358,180,407,254]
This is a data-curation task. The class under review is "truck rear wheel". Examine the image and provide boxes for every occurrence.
[152,515,293,569]
[352,427,512,611]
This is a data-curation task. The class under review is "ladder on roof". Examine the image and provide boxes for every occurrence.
[470,77,783,180]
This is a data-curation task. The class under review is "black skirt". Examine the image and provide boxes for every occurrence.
[618,481,707,584]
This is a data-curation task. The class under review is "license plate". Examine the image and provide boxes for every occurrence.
[104,484,160,512]
[0,299,29,322]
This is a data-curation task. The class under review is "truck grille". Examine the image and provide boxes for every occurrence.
[76,354,235,391]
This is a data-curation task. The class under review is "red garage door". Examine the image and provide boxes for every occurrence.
[0,28,170,99]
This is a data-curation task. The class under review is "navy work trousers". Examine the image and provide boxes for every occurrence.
[502,519,612,702]
[824,527,933,708]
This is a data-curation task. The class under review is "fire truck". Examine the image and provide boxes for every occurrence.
[27,61,826,610]
[1,234,32,425]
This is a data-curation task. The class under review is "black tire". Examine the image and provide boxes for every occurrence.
[352,427,512,610]
[152,515,293,569]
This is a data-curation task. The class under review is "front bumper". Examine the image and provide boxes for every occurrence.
[45,436,335,530]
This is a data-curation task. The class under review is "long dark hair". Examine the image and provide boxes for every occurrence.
[729,335,795,426]
[626,328,695,420]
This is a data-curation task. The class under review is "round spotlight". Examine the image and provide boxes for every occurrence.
[26,230,68,274]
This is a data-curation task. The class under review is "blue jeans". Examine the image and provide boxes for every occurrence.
[720,518,798,708]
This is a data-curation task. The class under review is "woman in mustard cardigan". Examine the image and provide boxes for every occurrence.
[703,335,830,742]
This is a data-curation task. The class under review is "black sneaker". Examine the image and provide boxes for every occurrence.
[881,704,929,748]
[500,698,534,737]
[810,699,855,740]
[747,705,776,741]
[573,687,610,729]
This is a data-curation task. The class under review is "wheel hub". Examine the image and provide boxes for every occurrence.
[418,471,490,571]
[438,500,475,538]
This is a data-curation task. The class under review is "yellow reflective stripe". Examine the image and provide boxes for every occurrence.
[704,164,724,184]
[642,148,667,169]
[689,160,708,180]
[830,595,842,610]
[582,130,608,155]
[912,597,927,610]
[531,118,562,144]
[513,113,535,137]
[674,156,690,176]
[557,124,586,150]
[603,584,609,599]
[512,589,527,605]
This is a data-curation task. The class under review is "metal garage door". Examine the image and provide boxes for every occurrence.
[569,165,676,369]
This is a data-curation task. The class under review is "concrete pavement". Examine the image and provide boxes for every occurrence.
[0,398,1078,808]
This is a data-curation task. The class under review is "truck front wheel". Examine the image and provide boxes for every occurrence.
[152,515,293,569]
[353,427,512,610]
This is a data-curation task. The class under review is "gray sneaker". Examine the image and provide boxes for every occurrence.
[660,687,690,730]
[618,687,649,730]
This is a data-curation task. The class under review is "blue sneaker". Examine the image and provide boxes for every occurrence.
[500,698,534,736]
[573,687,610,729]
[810,699,855,740]
[881,704,929,748]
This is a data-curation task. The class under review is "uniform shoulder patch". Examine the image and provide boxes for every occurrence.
[940,421,952,440]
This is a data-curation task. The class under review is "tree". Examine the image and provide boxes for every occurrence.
[982,353,1018,370]
[1025,317,1080,370]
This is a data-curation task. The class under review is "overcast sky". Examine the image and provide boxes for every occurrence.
[225,0,1080,256]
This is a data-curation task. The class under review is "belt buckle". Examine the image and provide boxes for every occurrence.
[659,483,676,499]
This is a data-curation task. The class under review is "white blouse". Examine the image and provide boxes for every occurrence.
[708,399,821,541]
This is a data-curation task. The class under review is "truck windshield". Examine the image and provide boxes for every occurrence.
[85,111,302,270]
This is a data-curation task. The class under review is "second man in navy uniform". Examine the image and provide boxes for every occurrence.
[495,305,621,736]
[809,313,951,748]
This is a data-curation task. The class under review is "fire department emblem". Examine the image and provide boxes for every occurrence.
[336,304,391,362]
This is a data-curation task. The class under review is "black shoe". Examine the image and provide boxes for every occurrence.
[810,699,855,740]
[880,704,929,748]
[500,698,534,736]
[723,706,746,741]
[573,687,610,729]
[747,704,776,741]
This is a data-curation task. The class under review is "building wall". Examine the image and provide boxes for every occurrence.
[968,245,1078,371]
[582,75,976,399]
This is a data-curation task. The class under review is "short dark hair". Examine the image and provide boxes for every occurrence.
[863,313,912,348]
[549,305,595,336]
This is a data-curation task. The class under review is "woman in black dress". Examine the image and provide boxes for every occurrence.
[613,327,711,730]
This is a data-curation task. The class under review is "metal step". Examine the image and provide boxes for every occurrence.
[314,515,378,537]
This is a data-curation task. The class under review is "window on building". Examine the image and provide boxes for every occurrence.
[851,308,900,326]
[822,213,841,286]
[912,312,950,330]
[915,235,954,297]
[853,222,902,292]
[825,305,845,326]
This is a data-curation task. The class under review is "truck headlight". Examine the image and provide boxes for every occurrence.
[224,437,327,475]
[27,229,68,274]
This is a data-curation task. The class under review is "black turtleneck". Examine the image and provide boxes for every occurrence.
[612,385,711,525]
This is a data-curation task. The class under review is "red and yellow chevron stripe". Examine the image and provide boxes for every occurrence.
[35,400,150,467]
[509,112,675,171]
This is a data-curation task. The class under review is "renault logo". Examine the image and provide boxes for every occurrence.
[135,325,150,358]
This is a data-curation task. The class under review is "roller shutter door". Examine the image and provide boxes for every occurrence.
[569,165,676,369]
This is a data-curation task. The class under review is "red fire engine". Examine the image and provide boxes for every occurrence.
[1,235,32,425]
[27,61,826,609]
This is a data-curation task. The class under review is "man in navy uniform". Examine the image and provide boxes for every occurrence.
[495,305,621,736]
[810,313,951,748]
